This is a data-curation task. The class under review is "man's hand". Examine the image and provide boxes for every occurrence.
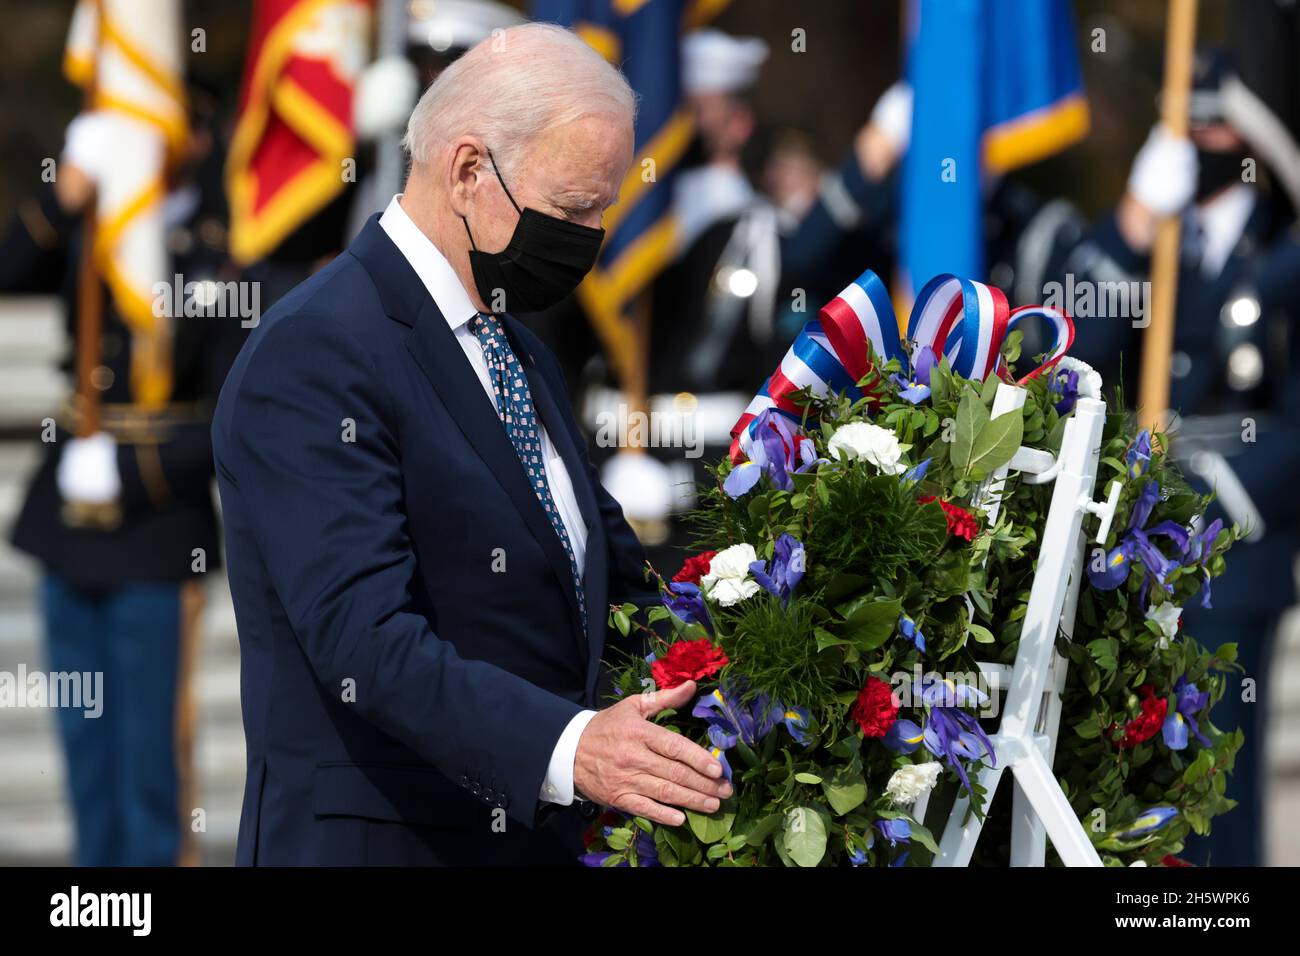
[573,680,732,826]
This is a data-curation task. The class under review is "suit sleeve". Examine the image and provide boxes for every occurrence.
[222,312,582,827]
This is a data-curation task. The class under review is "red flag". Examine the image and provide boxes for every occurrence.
[226,0,372,265]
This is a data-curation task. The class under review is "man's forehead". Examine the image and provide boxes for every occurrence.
[520,120,632,202]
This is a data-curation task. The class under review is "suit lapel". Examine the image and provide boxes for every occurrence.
[512,326,608,693]
[349,217,587,653]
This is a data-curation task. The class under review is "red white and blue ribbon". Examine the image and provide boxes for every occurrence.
[730,268,1074,462]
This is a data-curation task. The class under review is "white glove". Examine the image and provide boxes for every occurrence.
[62,111,124,184]
[870,81,913,154]
[57,432,122,505]
[353,55,420,141]
[1127,123,1198,216]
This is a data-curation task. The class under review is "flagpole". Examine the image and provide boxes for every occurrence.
[374,0,408,204]
[74,0,104,439]
[1139,0,1198,432]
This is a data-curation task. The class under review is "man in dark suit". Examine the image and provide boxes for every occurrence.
[212,23,731,866]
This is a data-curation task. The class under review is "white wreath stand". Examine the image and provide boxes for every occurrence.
[915,387,1120,866]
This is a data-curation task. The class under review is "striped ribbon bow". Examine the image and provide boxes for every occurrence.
[729,269,1075,462]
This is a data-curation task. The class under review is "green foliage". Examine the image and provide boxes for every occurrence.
[586,352,1241,868]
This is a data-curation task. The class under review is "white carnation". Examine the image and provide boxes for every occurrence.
[884,761,943,806]
[701,543,761,607]
[1145,603,1182,649]
[1055,356,1103,401]
[827,421,907,474]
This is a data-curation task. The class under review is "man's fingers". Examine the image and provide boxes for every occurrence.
[614,794,685,828]
[631,774,723,815]
[643,722,725,779]
[638,679,696,717]
[636,751,732,799]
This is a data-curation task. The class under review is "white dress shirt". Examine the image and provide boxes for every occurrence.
[379,195,597,805]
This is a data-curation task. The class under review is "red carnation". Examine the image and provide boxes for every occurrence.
[651,638,728,690]
[672,550,718,586]
[1111,685,1168,749]
[851,676,900,738]
[919,496,980,542]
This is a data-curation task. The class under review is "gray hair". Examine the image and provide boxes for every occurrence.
[401,22,637,181]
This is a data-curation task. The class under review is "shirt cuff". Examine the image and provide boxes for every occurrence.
[539,709,597,805]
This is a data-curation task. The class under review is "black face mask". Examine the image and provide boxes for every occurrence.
[462,149,605,313]
[679,129,710,171]
[1195,148,1246,202]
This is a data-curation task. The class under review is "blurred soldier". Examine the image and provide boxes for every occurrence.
[603,29,778,564]
[651,28,778,404]
[616,45,913,564]
[347,0,526,235]
[1062,50,1300,866]
[0,87,247,866]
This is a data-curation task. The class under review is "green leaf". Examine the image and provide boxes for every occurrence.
[605,826,633,851]
[782,807,828,867]
[686,804,736,845]
[979,371,1001,406]
[744,813,783,847]
[814,627,849,652]
[967,622,996,644]
[835,595,904,651]
[794,772,824,784]
[959,403,1024,481]
[950,388,990,477]
[909,822,940,854]
[823,767,868,816]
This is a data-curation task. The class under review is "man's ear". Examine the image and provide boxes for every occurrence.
[447,137,487,218]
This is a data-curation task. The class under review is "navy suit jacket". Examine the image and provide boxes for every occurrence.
[212,216,650,865]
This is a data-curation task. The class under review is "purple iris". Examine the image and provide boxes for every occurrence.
[693,679,809,783]
[1127,430,1152,479]
[891,345,937,403]
[899,614,926,653]
[1163,675,1211,750]
[778,704,812,745]
[1049,366,1080,415]
[884,717,926,754]
[723,408,819,498]
[693,679,780,753]
[1090,480,1224,608]
[749,533,806,607]
[663,581,712,631]
[579,816,660,866]
[875,818,912,847]
[1089,480,1191,602]
[915,675,986,709]
[1182,518,1224,609]
[923,707,996,793]
[882,684,994,794]
[901,457,931,484]
[1115,805,1179,840]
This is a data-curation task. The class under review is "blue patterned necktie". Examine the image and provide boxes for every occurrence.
[470,312,586,628]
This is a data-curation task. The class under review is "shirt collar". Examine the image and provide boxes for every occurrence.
[378,194,478,331]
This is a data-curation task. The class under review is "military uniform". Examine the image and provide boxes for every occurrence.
[1060,186,1300,866]
[1,175,246,865]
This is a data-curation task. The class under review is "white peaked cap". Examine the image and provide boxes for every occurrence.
[406,0,524,53]
[683,29,769,95]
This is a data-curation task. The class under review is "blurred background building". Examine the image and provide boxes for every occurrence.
[0,0,1297,864]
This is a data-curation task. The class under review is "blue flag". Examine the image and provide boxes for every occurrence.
[531,0,694,382]
[900,0,1088,294]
